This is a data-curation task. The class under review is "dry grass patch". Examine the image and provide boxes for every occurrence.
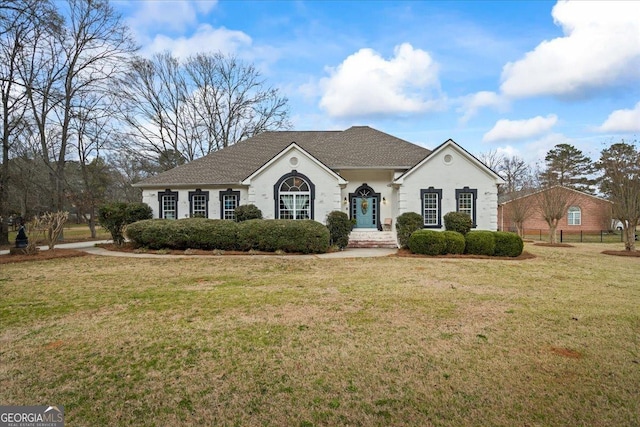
[0,243,639,426]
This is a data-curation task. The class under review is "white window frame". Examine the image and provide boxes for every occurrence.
[223,194,238,220]
[278,176,311,220]
[568,206,581,226]
[162,195,177,219]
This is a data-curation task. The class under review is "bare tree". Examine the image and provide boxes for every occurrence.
[598,141,640,251]
[21,0,135,213]
[119,51,291,169]
[0,0,57,244]
[536,186,577,244]
[500,155,533,195]
[502,193,534,237]
[68,91,116,236]
[477,149,503,171]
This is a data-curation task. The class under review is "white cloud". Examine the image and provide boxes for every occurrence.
[457,91,508,124]
[126,0,218,35]
[597,101,640,132]
[143,24,252,58]
[483,114,558,143]
[500,1,640,98]
[319,43,444,118]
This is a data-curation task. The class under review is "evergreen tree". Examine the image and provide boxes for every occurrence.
[539,143,595,192]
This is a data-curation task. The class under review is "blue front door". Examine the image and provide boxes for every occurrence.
[355,197,376,228]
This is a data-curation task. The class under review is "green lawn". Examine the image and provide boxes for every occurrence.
[1,243,638,426]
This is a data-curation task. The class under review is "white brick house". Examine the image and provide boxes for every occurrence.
[135,126,504,238]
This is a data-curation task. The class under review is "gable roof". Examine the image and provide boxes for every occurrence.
[498,185,613,205]
[241,142,347,185]
[135,126,431,187]
[393,138,504,184]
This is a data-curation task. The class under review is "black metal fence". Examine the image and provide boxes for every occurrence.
[520,229,626,243]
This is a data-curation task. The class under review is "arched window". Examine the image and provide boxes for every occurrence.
[568,206,581,225]
[275,172,314,219]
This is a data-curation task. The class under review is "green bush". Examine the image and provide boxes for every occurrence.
[493,231,524,257]
[127,218,329,254]
[442,230,466,254]
[396,212,424,248]
[126,218,238,250]
[408,229,446,256]
[98,202,153,245]
[234,204,263,222]
[464,230,496,256]
[237,219,329,254]
[444,211,473,235]
[326,211,354,249]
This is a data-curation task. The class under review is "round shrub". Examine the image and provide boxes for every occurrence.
[326,211,354,249]
[408,229,446,256]
[442,230,465,254]
[493,231,524,257]
[234,204,262,222]
[464,230,496,256]
[396,212,424,248]
[443,211,473,235]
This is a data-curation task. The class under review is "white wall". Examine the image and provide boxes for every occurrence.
[399,145,500,230]
[245,147,342,223]
[141,187,249,219]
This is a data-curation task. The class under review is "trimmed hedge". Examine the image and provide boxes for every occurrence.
[493,231,524,257]
[442,231,466,254]
[326,211,354,249]
[237,219,329,254]
[408,229,446,256]
[126,218,329,254]
[465,230,496,256]
[444,211,473,235]
[396,212,424,248]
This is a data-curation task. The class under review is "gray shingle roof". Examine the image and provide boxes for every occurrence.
[135,126,431,187]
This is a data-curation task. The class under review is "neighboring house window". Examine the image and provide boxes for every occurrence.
[219,189,240,220]
[274,171,314,220]
[456,187,477,226]
[568,206,581,225]
[421,187,442,228]
[158,189,178,219]
[189,189,209,218]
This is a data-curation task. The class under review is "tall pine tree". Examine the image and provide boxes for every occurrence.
[539,143,595,193]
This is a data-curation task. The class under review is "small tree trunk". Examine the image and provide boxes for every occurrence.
[624,225,636,251]
[88,211,97,239]
[549,222,558,244]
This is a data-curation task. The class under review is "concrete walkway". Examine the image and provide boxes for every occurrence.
[1,240,397,259]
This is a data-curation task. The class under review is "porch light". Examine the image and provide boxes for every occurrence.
[382,197,387,204]
[343,197,348,204]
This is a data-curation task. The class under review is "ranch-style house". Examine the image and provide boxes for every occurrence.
[135,126,505,244]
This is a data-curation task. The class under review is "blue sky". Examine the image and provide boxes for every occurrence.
[112,0,640,164]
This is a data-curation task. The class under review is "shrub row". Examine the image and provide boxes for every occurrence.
[125,218,330,254]
[408,230,523,257]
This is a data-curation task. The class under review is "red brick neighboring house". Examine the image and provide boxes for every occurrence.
[498,186,613,233]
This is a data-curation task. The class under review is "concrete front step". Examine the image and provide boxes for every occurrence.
[348,231,398,249]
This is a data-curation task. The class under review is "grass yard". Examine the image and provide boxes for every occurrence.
[1,243,639,426]
[1,223,111,250]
